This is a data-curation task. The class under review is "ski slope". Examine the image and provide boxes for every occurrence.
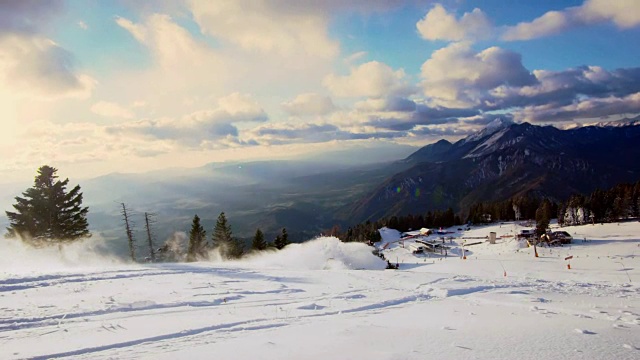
[1,223,639,359]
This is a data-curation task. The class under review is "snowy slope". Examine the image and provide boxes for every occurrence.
[1,223,639,359]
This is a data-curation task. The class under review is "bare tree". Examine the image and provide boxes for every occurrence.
[121,203,136,262]
[144,212,157,262]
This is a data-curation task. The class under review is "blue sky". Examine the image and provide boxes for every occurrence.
[1,0,639,181]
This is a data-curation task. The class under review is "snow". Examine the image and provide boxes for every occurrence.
[465,117,514,143]
[1,222,639,359]
[464,127,511,158]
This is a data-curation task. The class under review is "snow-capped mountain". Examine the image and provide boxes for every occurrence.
[592,115,640,128]
[346,121,640,222]
[464,117,515,143]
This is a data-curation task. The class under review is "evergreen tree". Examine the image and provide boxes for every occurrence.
[227,237,244,259]
[443,208,455,227]
[612,196,623,221]
[274,228,290,249]
[632,181,640,217]
[211,212,242,259]
[6,165,90,243]
[535,199,552,236]
[186,214,207,262]
[251,228,267,251]
[557,201,566,227]
[273,234,282,248]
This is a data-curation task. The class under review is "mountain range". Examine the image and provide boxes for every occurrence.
[3,118,639,257]
[346,117,640,222]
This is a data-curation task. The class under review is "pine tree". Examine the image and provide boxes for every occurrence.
[535,199,552,237]
[274,228,290,250]
[6,165,90,244]
[211,212,242,259]
[187,214,207,262]
[251,228,267,251]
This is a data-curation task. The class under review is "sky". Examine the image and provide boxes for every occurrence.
[1,0,640,182]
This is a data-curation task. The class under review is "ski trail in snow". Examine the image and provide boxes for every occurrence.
[27,319,289,360]
[3,223,640,360]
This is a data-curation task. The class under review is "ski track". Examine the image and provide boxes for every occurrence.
[1,264,637,359]
[0,266,302,293]
[2,225,640,360]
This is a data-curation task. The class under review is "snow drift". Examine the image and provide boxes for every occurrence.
[236,236,387,270]
[0,235,124,273]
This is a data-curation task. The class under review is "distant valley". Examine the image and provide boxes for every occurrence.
[3,119,640,259]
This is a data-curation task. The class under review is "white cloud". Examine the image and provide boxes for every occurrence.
[131,100,147,108]
[514,91,640,123]
[581,0,640,28]
[217,92,266,118]
[187,0,339,59]
[115,16,147,43]
[488,66,640,111]
[77,21,88,30]
[105,92,267,146]
[324,61,415,98]
[282,93,336,116]
[354,97,416,112]
[416,4,492,42]
[1,91,272,175]
[503,0,640,41]
[344,51,367,65]
[111,12,337,120]
[91,101,134,119]
[116,14,224,72]
[502,10,573,41]
[0,34,95,100]
[420,42,535,108]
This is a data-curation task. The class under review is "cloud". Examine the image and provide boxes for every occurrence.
[420,42,536,108]
[91,101,134,119]
[344,51,367,65]
[0,0,64,33]
[255,123,339,140]
[115,16,147,43]
[131,100,147,108]
[324,61,415,98]
[185,0,404,59]
[582,0,640,28]
[364,104,476,131]
[489,66,640,110]
[187,0,339,59]
[514,92,640,123]
[249,121,404,145]
[242,0,404,15]
[282,93,336,116]
[502,0,640,41]
[217,92,267,118]
[355,97,417,112]
[409,125,476,138]
[105,92,267,146]
[418,42,640,123]
[0,34,95,99]
[112,11,338,121]
[8,93,269,172]
[77,21,88,30]
[0,2,94,100]
[416,4,492,42]
[116,14,224,72]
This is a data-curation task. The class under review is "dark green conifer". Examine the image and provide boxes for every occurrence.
[187,214,207,261]
[6,165,90,244]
